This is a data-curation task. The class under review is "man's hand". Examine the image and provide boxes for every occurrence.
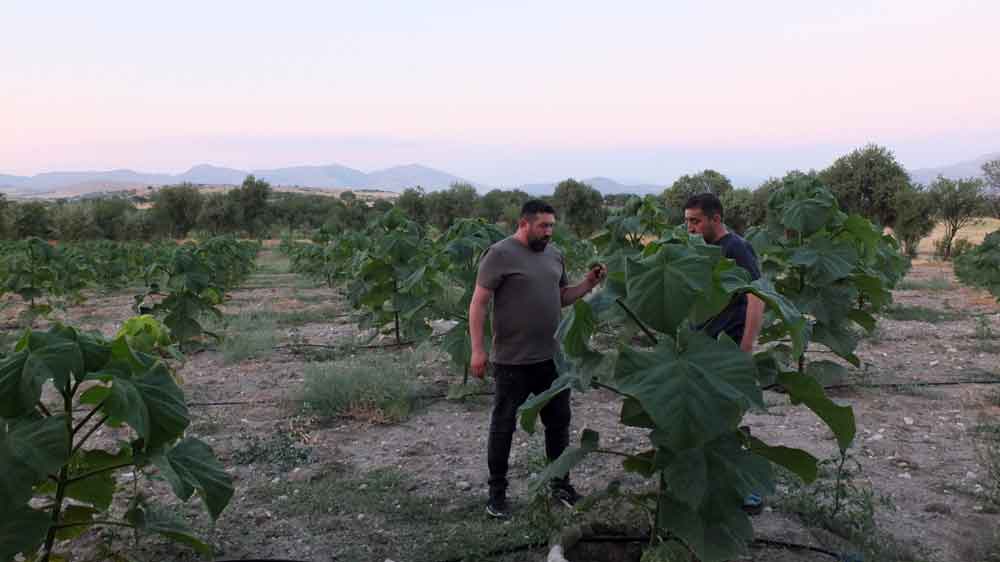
[585,263,608,289]
[471,349,488,379]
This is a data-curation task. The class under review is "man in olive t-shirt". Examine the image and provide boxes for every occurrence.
[469,200,605,519]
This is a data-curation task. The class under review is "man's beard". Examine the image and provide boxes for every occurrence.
[528,236,550,252]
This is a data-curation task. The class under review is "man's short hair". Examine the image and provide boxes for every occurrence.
[683,193,724,220]
[521,199,557,220]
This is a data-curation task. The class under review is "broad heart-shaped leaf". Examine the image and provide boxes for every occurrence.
[0,415,71,507]
[655,432,774,562]
[518,374,582,434]
[529,429,599,495]
[87,362,188,452]
[811,322,861,367]
[620,397,655,429]
[612,330,761,452]
[748,436,818,484]
[558,299,596,358]
[778,371,855,451]
[794,281,857,327]
[154,438,234,521]
[0,351,37,418]
[126,500,211,555]
[21,329,85,393]
[689,259,752,326]
[789,236,858,286]
[54,504,99,540]
[851,273,892,310]
[625,244,716,335]
[63,449,133,511]
[848,309,876,333]
[0,504,51,561]
[133,364,190,451]
[780,195,836,237]
[656,431,776,510]
[745,278,808,359]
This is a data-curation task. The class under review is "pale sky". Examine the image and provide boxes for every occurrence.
[2,1,998,185]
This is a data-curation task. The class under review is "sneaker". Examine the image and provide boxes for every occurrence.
[742,492,764,516]
[551,480,583,508]
[486,490,510,519]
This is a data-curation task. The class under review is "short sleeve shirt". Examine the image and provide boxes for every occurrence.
[699,232,761,343]
[475,237,568,365]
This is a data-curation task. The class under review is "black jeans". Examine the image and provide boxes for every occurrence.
[487,360,571,492]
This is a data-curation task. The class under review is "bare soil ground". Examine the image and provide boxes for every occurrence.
[3,250,999,562]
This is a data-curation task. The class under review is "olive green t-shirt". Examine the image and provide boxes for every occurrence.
[475,237,568,365]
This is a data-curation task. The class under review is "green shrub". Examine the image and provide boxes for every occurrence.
[302,352,422,422]
[955,230,1000,301]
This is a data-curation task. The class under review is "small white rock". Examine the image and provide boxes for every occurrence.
[903,417,914,426]
[898,473,912,479]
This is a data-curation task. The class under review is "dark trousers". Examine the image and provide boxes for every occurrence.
[487,359,571,492]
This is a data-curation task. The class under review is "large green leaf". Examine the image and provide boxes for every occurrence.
[745,278,807,358]
[529,429,599,494]
[789,237,857,286]
[83,372,149,439]
[748,436,818,484]
[132,365,190,451]
[655,432,774,562]
[811,322,861,367]
[612,330,761,451]
[689,259,752,325]
[778,371,855,451]
[518,375,580,434]
[558,299,596,358]
[54,504,99,540]
[781,196,836,237]
[0,351,35,418]
[126,500,211,555]
[0,504,50,561]
[64,449,132,511]
[0,415,71,507]
[155,438,233,521]
[625,245,716,334]
[619,397,655,429]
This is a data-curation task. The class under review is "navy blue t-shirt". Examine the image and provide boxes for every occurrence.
[699,232,761,343]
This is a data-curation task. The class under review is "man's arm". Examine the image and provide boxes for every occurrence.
[469,283,493,378]
[559,264,606,306]
[740,294,764,353]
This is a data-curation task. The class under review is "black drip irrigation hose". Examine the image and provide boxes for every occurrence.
[186,374,1000,409]
[429,534,850,562]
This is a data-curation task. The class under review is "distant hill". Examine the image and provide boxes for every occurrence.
[368,164,470,191]
[518,176,662,196]
[0,162,475,196]
[908,152,999,185]
[177,164,248,185]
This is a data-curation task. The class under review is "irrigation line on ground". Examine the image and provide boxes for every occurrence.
[183,374,1000,409]
[430,535,847,562]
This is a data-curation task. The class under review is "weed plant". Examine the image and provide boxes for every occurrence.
[896,276,952,291]
[219,308,278,363]
[301,351,422,422]
[773,454,922,562]
[882,304,963,323]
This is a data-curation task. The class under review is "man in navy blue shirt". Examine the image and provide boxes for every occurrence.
[683,193,766,514]
[683,193,764,353]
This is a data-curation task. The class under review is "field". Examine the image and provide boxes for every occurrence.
[3,245,999,562]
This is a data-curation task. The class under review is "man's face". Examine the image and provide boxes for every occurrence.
[684,207,721,242]
[521,212,556,252]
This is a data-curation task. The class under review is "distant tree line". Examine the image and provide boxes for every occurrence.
[1,147,997,255]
